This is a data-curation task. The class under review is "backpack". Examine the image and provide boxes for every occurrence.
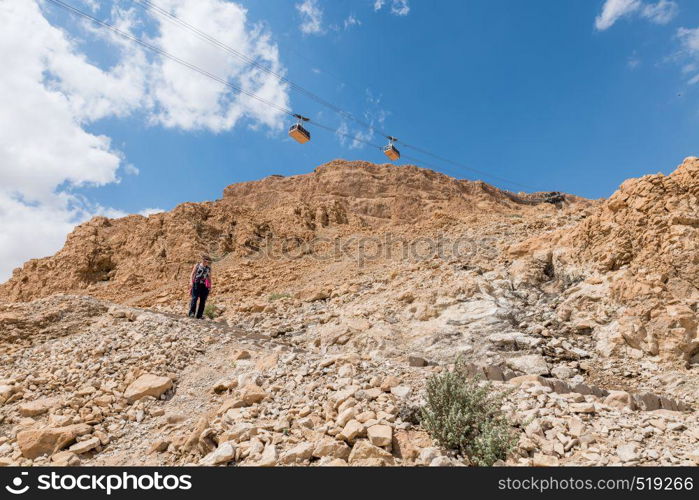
[193,263,211,287]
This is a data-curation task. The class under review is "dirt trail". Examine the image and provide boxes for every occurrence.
[88,310,301,466]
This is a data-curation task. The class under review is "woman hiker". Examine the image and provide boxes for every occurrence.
[188,254,212,319]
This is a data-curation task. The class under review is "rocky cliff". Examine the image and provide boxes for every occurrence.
[510,157,699,363]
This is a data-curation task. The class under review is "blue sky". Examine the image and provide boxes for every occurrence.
[1,0,699,278]
[69,0,699,208]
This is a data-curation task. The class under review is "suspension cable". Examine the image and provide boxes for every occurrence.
[44,0,542,192]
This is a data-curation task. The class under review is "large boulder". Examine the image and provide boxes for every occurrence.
[17,424,92,459]
[124,374,173,403]
[506,354,549,375]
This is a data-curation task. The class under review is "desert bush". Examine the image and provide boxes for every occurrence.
[204,302,217,319]
[268,292,291,302]
[419,362,517,466]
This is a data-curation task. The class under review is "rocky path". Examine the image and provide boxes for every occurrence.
[89,313,299,465]
[1,294,698,467]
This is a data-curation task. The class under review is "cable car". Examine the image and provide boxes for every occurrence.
[383,136,400,161]
[289,114,311,144]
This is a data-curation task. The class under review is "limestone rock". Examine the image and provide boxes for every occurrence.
[570,403,595,414]
[604,391,635,410]
[17,424,92,459]
[506,355,550,375]
[124,374,173,403]
[69,437,100,455]
[380,376,401,392]
[212,378,237,393]
[200,442,236,466]
[408,356,428,367]
[51,451,80,466]
[617,443,640,463]
[348,440,394,466]
[532,454,559,467]
[0,385,16,404]
[339,420,364,442]
[313,438,350,460]
[392,430,432,460]
[231,350,251,360]
[18,397,60,417]
[257,444,278,466]
[279,442,314,464]
[367,425,392,448]
[221,423,257,442]
[390,385,411,399]
[239,385,267,406]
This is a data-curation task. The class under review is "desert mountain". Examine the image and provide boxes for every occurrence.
[0,159,585,305]
[1,158,698,468]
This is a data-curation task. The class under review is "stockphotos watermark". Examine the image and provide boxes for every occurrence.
[245,232,500,266]
[4,471,192,496]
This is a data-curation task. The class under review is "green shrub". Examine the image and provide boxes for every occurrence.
[419,362,517,466]
[204,302,217,319]
[268,292,291,302]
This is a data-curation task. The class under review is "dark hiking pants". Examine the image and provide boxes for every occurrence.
[189,283,209,319]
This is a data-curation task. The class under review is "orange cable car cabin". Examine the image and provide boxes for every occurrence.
[289,123,311,144]
[289,114,311,144]
[383,141,400,161]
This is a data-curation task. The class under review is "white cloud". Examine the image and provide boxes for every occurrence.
[77,0,99,12]
[151,0,289,131]
[123,164,140,176]
[595,0,642,30]
[677,27,699,84]
[390,0,410,16]
[627,54,641,68]
[336,121,374,150]
[641,0,678,25]
[0,0,133,203]
[0,0,290,281]
[678,27,699,53]
[595,0,678,31]
[0,195,84,280]
[296,0,324,35]
[626,50,641,68]
[344,15,361,30]
[335,90,388,150]
[139,208,165,217]
[373,0,410,16]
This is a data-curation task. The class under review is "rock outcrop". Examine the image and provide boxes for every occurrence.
[0,160,583,305]
[511,157,699,364]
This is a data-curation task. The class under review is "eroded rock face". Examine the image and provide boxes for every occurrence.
[512,157,699,362]
[0,160,584,305]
